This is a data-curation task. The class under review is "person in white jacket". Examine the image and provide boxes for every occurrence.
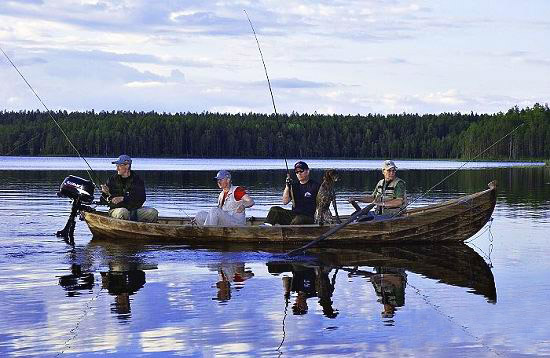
[194,170,255,226]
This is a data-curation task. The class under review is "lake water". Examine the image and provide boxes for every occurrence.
[0,157,549,357]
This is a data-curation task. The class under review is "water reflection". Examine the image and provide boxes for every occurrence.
[209,262,254,302]
[100,262,147,319]
[268,263,338,318]
[268,243,496,322]
[58,264,94,297]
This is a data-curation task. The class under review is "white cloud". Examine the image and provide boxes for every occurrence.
[0,0,549,114]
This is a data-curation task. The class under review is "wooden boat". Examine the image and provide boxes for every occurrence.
[82,181,497,245]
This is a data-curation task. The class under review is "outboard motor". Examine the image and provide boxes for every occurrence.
[56,175,96,244]
[58,175,95,204]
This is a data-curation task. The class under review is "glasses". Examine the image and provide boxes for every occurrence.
[386,168,396,172]
[295,170,305,174]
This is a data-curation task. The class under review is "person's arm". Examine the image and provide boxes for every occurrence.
[282,175,293,205]
[236,194,254,213]
[348,194,375,203]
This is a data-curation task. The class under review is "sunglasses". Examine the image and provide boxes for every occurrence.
[295,169,305,174]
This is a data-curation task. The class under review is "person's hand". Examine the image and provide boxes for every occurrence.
[100,184,110,195]
[110,196,124,204]
[285,175,293,187]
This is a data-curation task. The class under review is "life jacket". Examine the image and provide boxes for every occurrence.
[217,185,246,223]
[374,178,407,216]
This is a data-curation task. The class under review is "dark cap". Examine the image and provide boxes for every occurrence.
[294,161,309,170]
[112,154,132,165]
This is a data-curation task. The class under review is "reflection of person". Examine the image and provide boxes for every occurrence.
[195,170,255,226]
[348,160,406,217]
[371,267,407,318]
[100,154,158,222]
[282,264,338,318]
[100,262,146,317]
[212,263,254,302]
[265,161,320,225]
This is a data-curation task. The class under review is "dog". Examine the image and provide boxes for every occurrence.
[315,169,341,225]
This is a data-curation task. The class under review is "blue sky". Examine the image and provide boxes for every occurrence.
[0,0,549,115]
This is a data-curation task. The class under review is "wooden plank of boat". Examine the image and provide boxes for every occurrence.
[81,181,497,244]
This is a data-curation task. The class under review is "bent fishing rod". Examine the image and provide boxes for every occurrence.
[244,10,295,206]
[288,120,525,257]
[1,46,101,187]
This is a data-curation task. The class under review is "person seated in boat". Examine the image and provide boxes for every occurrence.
[264,161,320,225]
[100,154,158,223]
[194,170,255,226]
[348,160,406,219]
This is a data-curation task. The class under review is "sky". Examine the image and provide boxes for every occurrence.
[0,0,549,115]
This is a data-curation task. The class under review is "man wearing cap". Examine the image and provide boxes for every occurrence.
[100,154,158,222]
[194,170,255,226]
[264,161,320,225]
[348,160,406,217]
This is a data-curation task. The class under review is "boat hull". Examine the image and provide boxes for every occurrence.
[82,182,497,245]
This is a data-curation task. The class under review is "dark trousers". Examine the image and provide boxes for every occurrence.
[266,206,314,225]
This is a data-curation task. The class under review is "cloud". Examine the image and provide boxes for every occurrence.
[253,77,335,88]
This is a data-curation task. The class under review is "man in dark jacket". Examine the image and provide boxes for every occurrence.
[100,154,158,222]
[264,161,320,225]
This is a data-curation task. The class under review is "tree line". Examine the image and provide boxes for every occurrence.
[1,104,549,160]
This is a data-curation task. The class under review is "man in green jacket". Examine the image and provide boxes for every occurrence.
[100,154,158,222]
[348,160,407,217]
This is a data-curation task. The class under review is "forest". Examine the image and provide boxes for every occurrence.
[1,104,549,160]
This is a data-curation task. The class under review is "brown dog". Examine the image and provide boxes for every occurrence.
[315,169,341,225]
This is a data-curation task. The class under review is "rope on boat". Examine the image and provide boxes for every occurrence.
[0,46,101,187]
[466,218,494,267]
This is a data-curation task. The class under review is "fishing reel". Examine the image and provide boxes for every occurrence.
[56,175,96,244]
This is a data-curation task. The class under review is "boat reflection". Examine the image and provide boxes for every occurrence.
[66,239,495,322]
[268,243,496,320]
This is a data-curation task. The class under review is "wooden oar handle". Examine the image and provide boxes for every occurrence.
[349,200,362,212]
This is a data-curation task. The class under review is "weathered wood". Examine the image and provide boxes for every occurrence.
[82,181,497,245]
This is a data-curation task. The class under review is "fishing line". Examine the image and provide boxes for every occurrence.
[406,280,503,357]
[56,284,104,357]
[393,122,525,217]
[244,10,295,206]
[1,46,100,186]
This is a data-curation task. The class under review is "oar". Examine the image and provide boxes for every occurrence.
[287,203,376,257]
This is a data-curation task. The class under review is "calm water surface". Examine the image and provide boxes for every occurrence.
[0,157,549,357]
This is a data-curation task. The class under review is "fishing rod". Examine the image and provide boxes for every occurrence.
[287,121,525,257]
[0,46,101,187]
[244,10,295,206]
[392,122,526,217]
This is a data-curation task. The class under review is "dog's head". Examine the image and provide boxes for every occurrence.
[322,169,339,184]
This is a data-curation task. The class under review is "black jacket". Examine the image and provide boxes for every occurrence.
[103,172,146,210]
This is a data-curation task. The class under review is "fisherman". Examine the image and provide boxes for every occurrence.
[348,160,406,218]
[194,170,255,226]
[264,161,320,225]
[100,154,158,222]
